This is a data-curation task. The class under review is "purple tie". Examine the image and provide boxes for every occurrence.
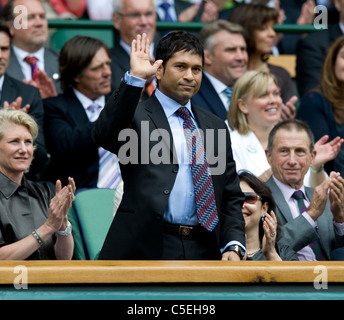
[292,190,326,260]
[175,107,218,231]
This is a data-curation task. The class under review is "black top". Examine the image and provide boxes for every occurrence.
[0,172,56,259]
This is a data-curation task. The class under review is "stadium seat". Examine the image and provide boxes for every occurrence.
[70,188,116,260]
[50,28,114,50]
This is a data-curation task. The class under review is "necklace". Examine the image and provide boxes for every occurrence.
[247,248,260,256]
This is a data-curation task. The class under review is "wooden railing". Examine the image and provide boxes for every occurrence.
[0,260,343,284]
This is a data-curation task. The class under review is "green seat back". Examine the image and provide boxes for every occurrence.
[72,188,115,260]
[50,28,114,50]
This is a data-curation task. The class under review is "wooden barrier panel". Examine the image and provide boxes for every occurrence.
[0,261,343,285]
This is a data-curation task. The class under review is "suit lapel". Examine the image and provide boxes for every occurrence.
[198,74,227,120]
[7,50,25,81]
[266,177,294,223]
[64,92,90,126]
[1,75,17,106]
[144,95,177,163]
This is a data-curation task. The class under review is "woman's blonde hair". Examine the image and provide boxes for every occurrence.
[228,70,278,134]
[0,109,38,141]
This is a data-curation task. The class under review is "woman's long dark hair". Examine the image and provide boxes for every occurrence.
[238,170,281,243]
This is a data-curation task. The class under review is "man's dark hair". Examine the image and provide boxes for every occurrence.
[3,0,16,22]
[0,21,12,39]
[59,35,109,93]
[155,30,204,70]
[267,119,315,154]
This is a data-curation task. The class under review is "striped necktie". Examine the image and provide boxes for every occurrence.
[292,190,326,260]
[87,104,122,189]
[175,107,219,231]
[24,56,40,82]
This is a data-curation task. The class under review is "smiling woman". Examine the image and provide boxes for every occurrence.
[0,109,75,260]
[228,70,281,179]
[238,170,298,261]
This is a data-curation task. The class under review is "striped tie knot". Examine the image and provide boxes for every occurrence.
[175,106,190,120]
[292,190,307,214]
[24,56,39,81]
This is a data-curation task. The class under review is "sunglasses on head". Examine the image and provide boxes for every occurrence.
[243,192,262,204]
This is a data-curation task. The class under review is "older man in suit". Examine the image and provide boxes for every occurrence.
[266,119,344,260]
[191,20,247,121]
[93,31,246,260]
[43,36,121,192]
[3,0,60,96]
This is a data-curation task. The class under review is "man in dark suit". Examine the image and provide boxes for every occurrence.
[296,0,344,97]
[0,23,48,181]
[265,119,344,260]
[3,0,60,96]
[93,31,246,260]
[43,36,121,191]
[191,20,247,121]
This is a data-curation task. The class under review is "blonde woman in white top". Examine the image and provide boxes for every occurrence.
[228,70,342,187]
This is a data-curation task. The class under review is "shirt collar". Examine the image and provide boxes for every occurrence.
[203,71,228,95]
[0,171,20,199]
[12,45,45,64]
[73,88,105,111]
[154,88,194,120]
[272,175,308,201]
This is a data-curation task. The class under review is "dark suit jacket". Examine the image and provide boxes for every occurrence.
[1,74,48,181]
[266,177,344,260]
[296,23,343,97]
[7,47,61,94]
[191,72,228,121]
[93,82,245,260]
[43,91,99,188]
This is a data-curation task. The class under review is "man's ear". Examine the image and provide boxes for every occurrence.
[266,149,272,166]
[204,49,213,66]
[309,149,317,167]
[112,12,121,30]
[155,63,163,81]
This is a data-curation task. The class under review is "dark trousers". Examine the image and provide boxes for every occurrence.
[161,227,221,260]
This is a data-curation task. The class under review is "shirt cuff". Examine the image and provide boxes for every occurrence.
[302,211,318,229]
[333,220,344,236]
[220,241,246,254]
[124,71,146,88]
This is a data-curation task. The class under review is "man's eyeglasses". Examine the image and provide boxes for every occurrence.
[117,11,155,20]
[243,192,262,204]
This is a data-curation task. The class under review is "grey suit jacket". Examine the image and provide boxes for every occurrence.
[7,46,61,93]
[266,177,344,260]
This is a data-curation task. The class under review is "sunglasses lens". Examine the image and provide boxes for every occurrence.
[244,193,259,204]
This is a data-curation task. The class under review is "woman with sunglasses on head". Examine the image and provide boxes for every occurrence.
[239,170,298,260]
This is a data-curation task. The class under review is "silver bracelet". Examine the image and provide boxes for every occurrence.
[310,164,324,174]
[32,229,45,246]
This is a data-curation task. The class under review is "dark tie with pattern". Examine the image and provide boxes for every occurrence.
[175,107,219,231]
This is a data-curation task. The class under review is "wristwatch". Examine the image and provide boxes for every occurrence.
[57,221,72,236]
[227,245,245,260]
